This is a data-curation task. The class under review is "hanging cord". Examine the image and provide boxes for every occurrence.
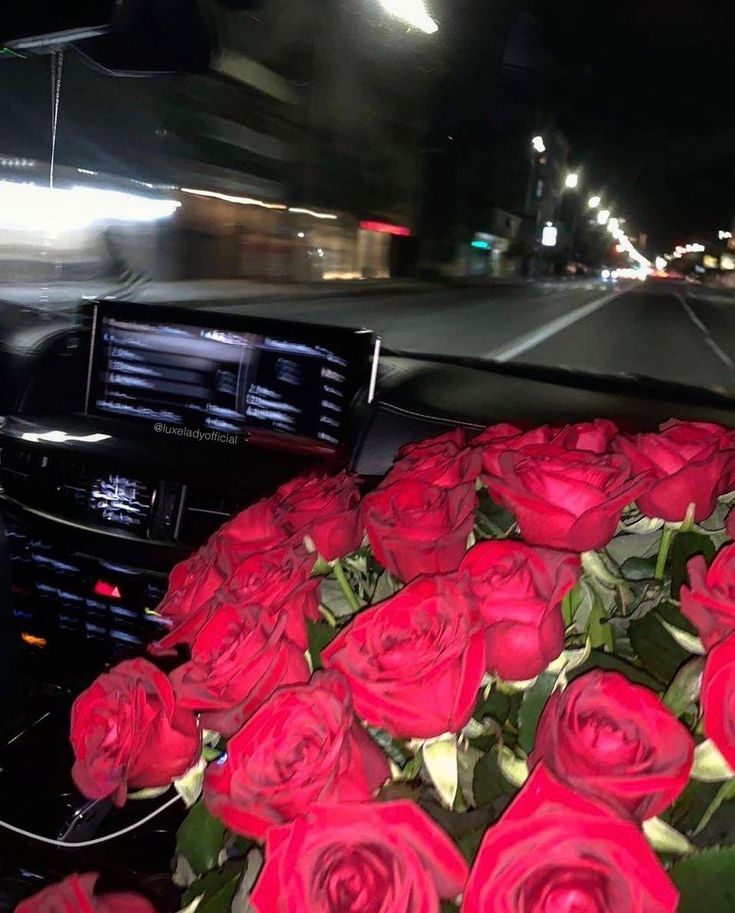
[49,49,64,189]
[0,792,182,848]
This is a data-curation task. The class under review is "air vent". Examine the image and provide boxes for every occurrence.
[0,443,155,535]
[179,484,243,544]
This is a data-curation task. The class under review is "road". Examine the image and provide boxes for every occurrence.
[200,278,735,395]
[3,277,735,393]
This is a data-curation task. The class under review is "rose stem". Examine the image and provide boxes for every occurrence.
[334,558,361,612]
[654,526,675,580]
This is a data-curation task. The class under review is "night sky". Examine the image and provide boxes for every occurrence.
[445,0,735,250]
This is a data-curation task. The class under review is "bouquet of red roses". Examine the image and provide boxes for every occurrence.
[34,418,735,912]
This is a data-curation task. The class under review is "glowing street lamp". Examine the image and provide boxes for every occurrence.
[588,195,601,209]
[379,0,438,33]
[531,135,546,153]
[565,172,579,189]
[597,209,610,226]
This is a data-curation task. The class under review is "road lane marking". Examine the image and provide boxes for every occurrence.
[678,295,735,371]
[483,290,621,362]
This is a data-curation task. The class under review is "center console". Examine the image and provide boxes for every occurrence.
[0,301,379,690]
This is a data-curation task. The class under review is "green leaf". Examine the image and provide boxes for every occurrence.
[473,687,511,726]
[642,816,693,855]
[472,747,517,808]
[672,848,735,913]
[629,604,691,685]
[663,656,705,717]
[518,672,557,754]
[620,556,657,581]
[561,582,584,627]
[692,739,735,782]
[569,649,659,690]
[693,780,735,839]
[182,861,244,912]
[423,736,459,808]
[176,800,226,877]
[671,531,716,598]
[306,619,339,670]
[456,828,486,865]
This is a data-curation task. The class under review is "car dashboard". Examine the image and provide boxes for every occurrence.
[0,297,734,907]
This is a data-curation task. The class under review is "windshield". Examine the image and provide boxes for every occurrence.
[0,1,733,393]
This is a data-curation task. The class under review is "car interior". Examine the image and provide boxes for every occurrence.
[0,1,733,909]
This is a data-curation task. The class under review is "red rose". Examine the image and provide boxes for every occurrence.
[485,447,650,551]
[529,670,694,821]
[152,539,318,653]
[154,538,229,633]
[151,497,288,655]
[71,658,200,806]
[554,418,619,453]
[384,428,482,489]
[475,422,555,477]
[459,541,580,681]
[462,766,678,913]
[323,575,485,738]
[681,544,735,650]
[204,672,389,838]
[701,632,735,769]
[170,602,310,738]
[15,873,155,913]
[362,479,476,582]
[274,471,362,560]
[251,801,469,913]
[614,420,733,521]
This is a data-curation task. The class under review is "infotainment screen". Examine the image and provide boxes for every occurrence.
[86,302,379,452]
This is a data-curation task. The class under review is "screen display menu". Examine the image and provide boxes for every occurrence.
[89,310,373,449]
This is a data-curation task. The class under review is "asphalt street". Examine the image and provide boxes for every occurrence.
[201,278,735,395]
[3,277,735,394]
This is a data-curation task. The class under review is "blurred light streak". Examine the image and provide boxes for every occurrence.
[288,207,338,220]
[180,187,287,210]
[360,220,412,236]
[0,182,180,230]
[379,0,439,33]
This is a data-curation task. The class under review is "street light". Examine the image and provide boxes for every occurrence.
[565,172,579,189]
[379,0,439,33]
[587,195,601,209]
[531,135,546,153]
[597,209,610,226]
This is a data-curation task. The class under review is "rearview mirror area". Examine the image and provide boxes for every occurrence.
[1,0,227,76]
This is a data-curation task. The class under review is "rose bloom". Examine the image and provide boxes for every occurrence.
[485,447,650,551]
[383,427,482,490]
[274,471,362,560]
[553,418,619,453]
[682,543,735,650]
[459,541,580,681]
[701,632,735,770]
[362,478,476,582]
[170,602,310,738]
[71,658,200,806]
[15,873,156,913]
[204,672,389,838]
[323,575,485,739]
[475,422,555,477]
[462,766,678,913]
[614,420,734,522]
[530,669,694,821]
[152,538,319,653]
[151,497,288,654]
[251,801,469,913]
